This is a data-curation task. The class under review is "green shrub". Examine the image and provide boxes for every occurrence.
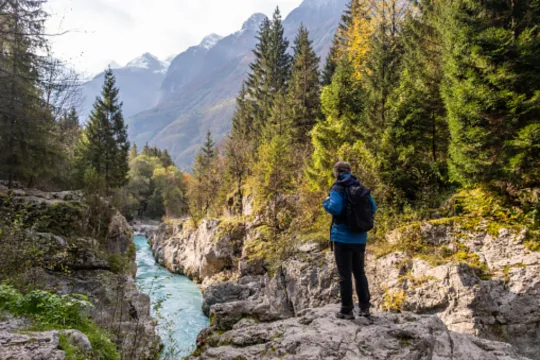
[0,284,119,360]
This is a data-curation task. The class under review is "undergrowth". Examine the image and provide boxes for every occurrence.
[0,284,119,360]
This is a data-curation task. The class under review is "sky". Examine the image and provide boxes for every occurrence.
[45,0,303,76]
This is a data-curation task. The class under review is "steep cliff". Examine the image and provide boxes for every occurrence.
[0,185,160,359]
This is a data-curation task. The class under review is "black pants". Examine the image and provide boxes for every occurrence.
[334,241,370,313]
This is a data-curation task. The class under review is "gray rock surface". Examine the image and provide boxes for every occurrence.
[150,211,539,359]
[151,219,243,282]
[0,316,91,360]
[189,305,530,360]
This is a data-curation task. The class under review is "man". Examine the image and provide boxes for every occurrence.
[323,161,377,320]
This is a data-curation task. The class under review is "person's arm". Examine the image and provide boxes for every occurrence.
[369,194,377,214]
[323,190,344,216]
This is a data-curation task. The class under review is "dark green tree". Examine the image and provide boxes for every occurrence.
[381,0,449,204]
[441,0,540,187]
[288,25,321,144]
[189,130,219,219]
[78,69,129,191]
[0,0,56,188]
[245,8,292,142]
[361,0,406,150]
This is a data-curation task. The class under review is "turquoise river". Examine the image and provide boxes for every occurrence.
[134,235,209,358]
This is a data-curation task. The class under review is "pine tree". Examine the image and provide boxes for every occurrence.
[231,82,251,139]
[288,25,321,144]
[189,130,219,218]
[78,69,129,191]
[306,60,364,193]
[380,0,449,204]
[362,0,407,148]
[322,40,339,86]
[225,83,252,211]
[440,0,540,187]
[0,0,55,187]
[245,8,292,142]
[322,1,354,85]
[251,93,296,235]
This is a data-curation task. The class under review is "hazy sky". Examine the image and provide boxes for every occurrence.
[45,0,302,75]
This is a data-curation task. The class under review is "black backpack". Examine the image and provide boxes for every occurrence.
[344,184,374,233]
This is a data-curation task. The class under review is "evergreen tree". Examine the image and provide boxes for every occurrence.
[362,0,406,148]
[78,69,129,191]
[288,25,321,144]
[306,60,364,192]
[251,93,296,236]
[440,0,540,187]
[322,1,354,85]
[322,39,339,86]
[245,8,292,142]
[0,0,56,187]
[225,83,252,211]
[381,0,449,204]
[231,82,251,139]
[189,130,219,218]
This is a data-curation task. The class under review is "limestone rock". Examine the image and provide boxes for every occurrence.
[0,316,92,360]
[151,219,244,281]
[189,305,530,360]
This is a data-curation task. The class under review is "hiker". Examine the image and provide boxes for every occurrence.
[323,161,377,320]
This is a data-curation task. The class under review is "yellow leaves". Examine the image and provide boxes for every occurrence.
[346,0,375,81]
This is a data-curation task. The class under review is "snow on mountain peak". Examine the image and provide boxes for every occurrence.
[199,34,223,50]
[126,53,166,72]
[241,13,267,32]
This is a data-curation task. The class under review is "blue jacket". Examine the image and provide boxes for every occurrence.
[323,174,377,244]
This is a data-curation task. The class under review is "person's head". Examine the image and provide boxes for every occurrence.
[333,161,352,180]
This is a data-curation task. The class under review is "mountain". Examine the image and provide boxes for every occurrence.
[80,53,168,122]
[127,0,348,169]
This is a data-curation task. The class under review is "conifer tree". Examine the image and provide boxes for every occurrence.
[322,40,339,86]
[362,0,406,148]
[322,1,354,85]
[78,69,129,191]
[189,130,219,218]
[0,0,55,187]
[441,0,540,186]
[381,0,449,203]
[288,25,321,144]
[224,83,252,211]
[251,93,296,235]
[245,8,292,142]
[306,61,364,192]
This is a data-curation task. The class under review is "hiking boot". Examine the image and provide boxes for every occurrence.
[358,308,371,318]
[336,311,355,320]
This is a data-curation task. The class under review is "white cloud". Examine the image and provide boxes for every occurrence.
[45,0,302,75]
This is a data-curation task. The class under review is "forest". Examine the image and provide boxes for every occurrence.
[1,0,539,250]
[186,0,540,264]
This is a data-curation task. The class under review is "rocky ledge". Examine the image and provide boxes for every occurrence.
[0,315,92,360]
[152,215,540,360]
[0,186,160,359]
[191,304,530,360]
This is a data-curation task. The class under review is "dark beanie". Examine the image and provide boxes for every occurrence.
[334,161,352,179]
